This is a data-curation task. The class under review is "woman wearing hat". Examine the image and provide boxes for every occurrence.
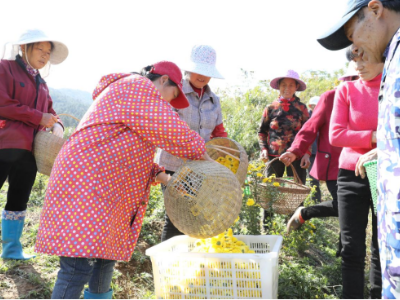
[258,70,309,185]
[281,57,359,234]
[156,45,228,242]
[35,61,211,299]
[0,29,68,260]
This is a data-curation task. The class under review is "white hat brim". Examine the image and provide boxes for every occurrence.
[12,38,68,65]
[182,61,224,79]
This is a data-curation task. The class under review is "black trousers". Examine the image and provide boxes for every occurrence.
[337,168,381,299]
[160,170,184,242]
[308,154,321,203]
[0,149,37,211]
[301,180,338,220]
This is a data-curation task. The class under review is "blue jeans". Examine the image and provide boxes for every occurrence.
[52,257,116,299]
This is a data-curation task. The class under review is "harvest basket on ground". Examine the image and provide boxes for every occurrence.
[164,161,242,239]
[33,114,79,176]
[364,160,378,214]
[206,138,249,186]
[253,158,311,215]
[146,235,283,299]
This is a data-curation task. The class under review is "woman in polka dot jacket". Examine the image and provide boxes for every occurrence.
[35,61,211,299]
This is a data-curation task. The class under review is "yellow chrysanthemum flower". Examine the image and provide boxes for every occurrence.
[216,157,226,163]
[273,182,280,187]
[246,198,255,206]
[226,155,236,162]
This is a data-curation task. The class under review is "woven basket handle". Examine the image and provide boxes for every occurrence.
[263,157,304,185]
[205,145,240,161]
[57,113,81,123]
[206,144,241,153]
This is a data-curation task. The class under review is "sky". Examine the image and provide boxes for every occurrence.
[0,0,349,94]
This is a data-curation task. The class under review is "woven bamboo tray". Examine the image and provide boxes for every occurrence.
[206,138,248,186]
[164,160,242,239]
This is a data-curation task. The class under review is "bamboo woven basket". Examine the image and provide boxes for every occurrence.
[205,138,248,186]
[164,160,242,239]
[33,114,80,176]
[255,158,311,215]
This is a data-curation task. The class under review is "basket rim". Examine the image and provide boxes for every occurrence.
[206,138,241,155]
[363,160,377,167]
[258,179,311,192]
[145,234,283,258]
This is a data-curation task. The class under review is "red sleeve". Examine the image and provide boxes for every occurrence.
[329,84,373,148]
[0,61,43,127]
[288,90,333,158]
[150,163,165,186]
[258,106,271,150]
[121,78,206,161]
[210,123,228,139]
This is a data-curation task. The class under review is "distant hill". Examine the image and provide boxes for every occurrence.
[49,88,93,128]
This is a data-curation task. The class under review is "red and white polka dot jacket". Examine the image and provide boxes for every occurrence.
[35,73,205,261]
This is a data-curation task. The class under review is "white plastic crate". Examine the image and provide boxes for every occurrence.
[146,235,282,299]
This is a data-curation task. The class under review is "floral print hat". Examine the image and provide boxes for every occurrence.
[270,70,307,91]
[182,45,224,79]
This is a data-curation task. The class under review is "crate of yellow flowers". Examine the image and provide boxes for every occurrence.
[146,227,282,299]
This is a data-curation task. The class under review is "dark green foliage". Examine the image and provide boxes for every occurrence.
[49,88,92,128]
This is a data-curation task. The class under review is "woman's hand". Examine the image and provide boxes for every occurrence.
[260,149,269,162]
[300,153,311,169]
[155,172,171,185]
[355,148,378,179]
[40,113,58,128]
[50,123,64,138]
[280,152,296,167]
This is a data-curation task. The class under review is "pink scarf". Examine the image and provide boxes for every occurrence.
[20,56,39,78]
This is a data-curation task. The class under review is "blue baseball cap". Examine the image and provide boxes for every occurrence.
[317,0,392,50]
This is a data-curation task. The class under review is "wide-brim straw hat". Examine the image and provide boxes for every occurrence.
[270,70,307,91]
[3,29,68,65]
[338,61,358,81]
[182,45,224,79]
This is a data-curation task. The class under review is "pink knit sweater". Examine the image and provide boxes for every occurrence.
[329,74,382,171]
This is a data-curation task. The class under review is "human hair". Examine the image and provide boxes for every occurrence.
[355,7,366,21]
[382,0,400,13]
[278,78,300,87]
[139,65,177,87]
[345,45,356,62]
[25,41,54,53]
